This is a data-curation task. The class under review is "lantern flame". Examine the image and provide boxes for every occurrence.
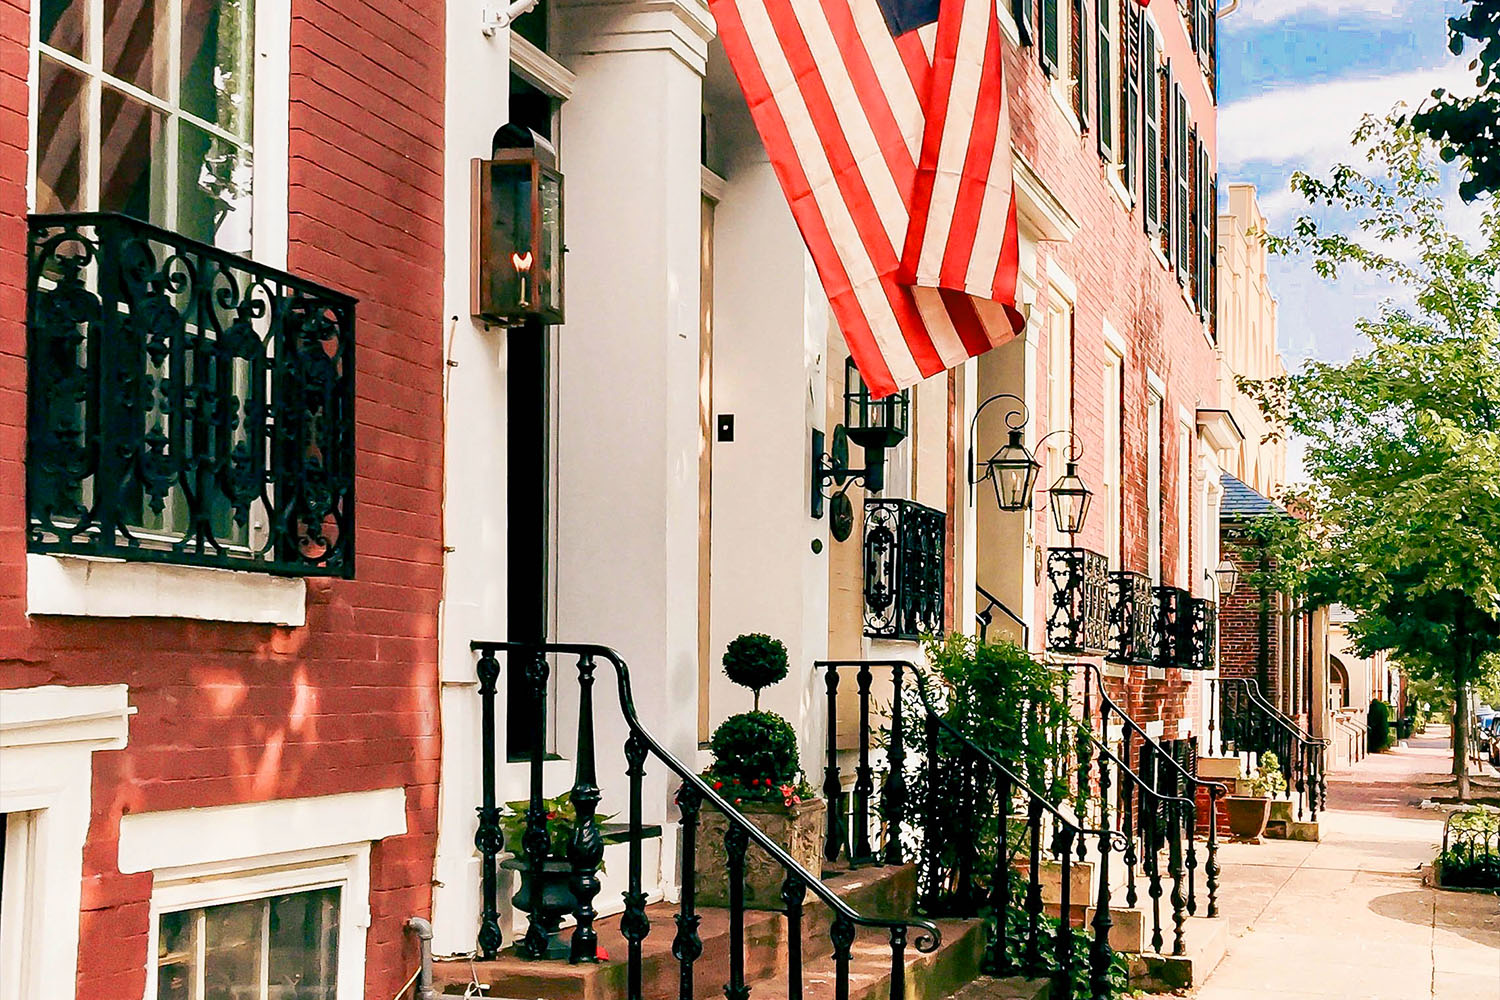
[511,251,534,273]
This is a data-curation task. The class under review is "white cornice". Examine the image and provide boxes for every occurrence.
[0,684,132,751]
[558,0,716,75]
[1013,149,1080,243]
[511,35,576,100]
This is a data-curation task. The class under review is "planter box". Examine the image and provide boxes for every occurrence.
[1225,795,1272,842]
[695,798,826,909]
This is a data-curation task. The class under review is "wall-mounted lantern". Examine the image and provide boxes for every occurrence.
[968,393,1039,511]
[471,125,563,326]
[1047,459,1093,536]
[812,358,910,539]
[1214,558,1241,597]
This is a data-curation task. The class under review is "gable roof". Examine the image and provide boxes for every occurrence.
[1221,473,1285,520]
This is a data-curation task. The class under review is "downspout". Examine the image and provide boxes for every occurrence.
[404,917,437,1000]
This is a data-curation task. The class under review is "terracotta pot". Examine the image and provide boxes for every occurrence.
[501,857,577,959]
[694,798,827,909]
[1225,795,1272,842]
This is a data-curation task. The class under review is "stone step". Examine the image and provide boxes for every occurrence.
[945,974,1054,999]
[750,917,990,1000]
[1124,912,1231,993]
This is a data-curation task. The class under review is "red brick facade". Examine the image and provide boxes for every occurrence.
[0,1,445,997]
[1000,5,1217,735]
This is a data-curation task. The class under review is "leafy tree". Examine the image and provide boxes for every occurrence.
[1244,114,1500,799]
[1407,3,1500,201]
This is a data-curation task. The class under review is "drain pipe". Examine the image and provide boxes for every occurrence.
[404,917,437,1000]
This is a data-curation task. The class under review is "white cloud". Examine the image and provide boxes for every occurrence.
[1219,61,1472,175]
[1230,0,1410,24]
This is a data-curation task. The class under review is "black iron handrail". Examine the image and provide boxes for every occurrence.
[976,584,1029,645]
[1213,677,1328,821]
[1082,663,1230,803]
[818,658,1122,1000]
[472,641,938,1000]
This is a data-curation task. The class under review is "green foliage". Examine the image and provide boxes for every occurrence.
[708,711,802,788]
[1406,2,1500,201]
[500,791,616,864]
[1246,752,1288,799]
[1243,113,1500,797]
[1439,808,1500,890]
[1369,699,1394,752]
[989,869,1133,999]
[922,633,1076,805]
[722,633,790,708]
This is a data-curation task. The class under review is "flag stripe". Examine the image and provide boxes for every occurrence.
[817,0,919,201]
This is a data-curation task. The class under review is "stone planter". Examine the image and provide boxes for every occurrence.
[694,798,826,909]
[1225,795,1272,842]
[501,857,576,959]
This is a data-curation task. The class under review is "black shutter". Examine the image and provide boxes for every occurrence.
[1142,19,1159,235]
[1074,0,1089,126]
[1188,126,1200,304]
[1199,143,1212,317]
[1096,0,1113,160]
[1175,82,1190,283]
[1014,0,1035,46]
[1210,172,1219,340]
[1121,0,1139,194]
[1041,0,1059,74]
[1159,60,1172,260]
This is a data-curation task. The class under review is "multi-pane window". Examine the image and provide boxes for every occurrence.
[156,887,340,1000]
[33,0,256,251]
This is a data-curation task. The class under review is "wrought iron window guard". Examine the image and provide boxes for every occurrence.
[1106,569,1155,665]
[1046,547,1109,656]
[863,498,946,640]
[26,212,356,576]
[1186,597,1217,671]
[1152,586,1193,670]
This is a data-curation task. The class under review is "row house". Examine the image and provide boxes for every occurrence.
[1,0,444,998]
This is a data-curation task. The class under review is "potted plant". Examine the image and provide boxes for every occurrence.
[695,633,823,909]
[1225,752,1287,843]
[499,791,613,959]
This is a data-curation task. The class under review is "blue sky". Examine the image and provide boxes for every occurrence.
[1217,0,1471,374]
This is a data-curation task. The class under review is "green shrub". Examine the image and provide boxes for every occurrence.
[722,633,789,709]
[1247,752,1289,798]
[1368,699,1393,752]
[709,711,801,788]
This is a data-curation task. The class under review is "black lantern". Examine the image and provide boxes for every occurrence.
[1215,558,1241,597]
[968,392,1041,511]
[471,125,564,325]
[813,360,910,520]
[1047,460,1093,535]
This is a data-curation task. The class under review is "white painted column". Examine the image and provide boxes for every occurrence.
[553,0,714,829]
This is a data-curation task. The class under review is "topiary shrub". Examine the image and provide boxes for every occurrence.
[708,711,801,789]
[1369,699,1393,752]
[723,633,789,710]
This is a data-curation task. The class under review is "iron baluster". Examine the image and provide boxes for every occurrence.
[725,824,750,1000]
[1168,797,1187,956]
[1078,679,1092,861]
[1121,729,1138,908]
[1024,797,1043,975]
[1090,757,1115,1000]
[853,662,875,863]
[831,915,856,1000]
[1142,744,1164,955]
[989,768,1014,976]
[474,648,504,960]
[783,875,807,1000]
[673,785,704,1000]
[882,661,908,866]
[823,662,844,864]
[955,743,977,909]
[921,713,942,912]
[520,649,554,959]
[622,732,650,1000]
[1205,787,1221,918]
[888,925,908,1000]
[1055,828,1076,999]
[568,653,605,964]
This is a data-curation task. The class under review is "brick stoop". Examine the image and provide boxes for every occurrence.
[1124,912,1230,993]
[433,865,1007,1000]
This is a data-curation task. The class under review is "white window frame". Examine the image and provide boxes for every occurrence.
[1101,321,1125,569]
[0,685,132,1000]
[121,789,406,1000]
[1177,415,1193,590]
[1146,372,1164,586]
[27,0,290,266]
[1045,270,1076,546]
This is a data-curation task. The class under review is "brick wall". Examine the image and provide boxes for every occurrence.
[1004,6,1217,737]
[0,1,445,996]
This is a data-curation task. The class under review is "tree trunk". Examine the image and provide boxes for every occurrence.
[1453,687,1471,801]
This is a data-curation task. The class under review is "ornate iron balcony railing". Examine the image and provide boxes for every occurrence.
[26,212,356,576]
[1106,569,1155,665]
[1153,586,1193,670]
[1187,597,1217,671]
[863,497,946,640]
[1046,547,1109,656]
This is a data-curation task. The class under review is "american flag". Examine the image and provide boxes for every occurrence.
[709,0,1025,397]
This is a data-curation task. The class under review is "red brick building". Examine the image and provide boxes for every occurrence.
[0,1,444,997]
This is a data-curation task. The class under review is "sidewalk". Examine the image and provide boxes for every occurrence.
[1180,730,1500,1000]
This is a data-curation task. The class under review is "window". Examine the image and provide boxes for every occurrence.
[1103,343,1123,568]
[1177,421,1192,588]
[1147,385,1162,585]
[1096,0,1115,161]
[33,0,259,252]
[1175,83,1191,282]
[1118,0,1140,193]
[1040,0,1061,75]
[1141,17,1160,236]
[157,888,340,1000]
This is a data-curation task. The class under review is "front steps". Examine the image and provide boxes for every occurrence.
[434,864,1046,1000]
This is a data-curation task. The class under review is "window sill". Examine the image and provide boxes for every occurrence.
[1150,243,1172,272]
[1050,83,1083,137]
[1105,166,1134,212]
[26,553,307,625]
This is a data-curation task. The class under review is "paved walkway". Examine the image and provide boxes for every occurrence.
[1184,730,1500,1000]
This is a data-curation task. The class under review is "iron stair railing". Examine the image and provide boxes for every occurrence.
[976,584,1029,646]
[1211,676,1329,821]
[471,641,940,1000]
[817,659,1124,1000]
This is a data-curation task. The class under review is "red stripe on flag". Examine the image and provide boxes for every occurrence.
[899,9,958,285]
[993,192,1023,314]
[817,0,918,204]
[939,8,1003,290]
[710,0,900,395]
[939,289,993,357]
[892,30,931,100]
[764,0,944,374]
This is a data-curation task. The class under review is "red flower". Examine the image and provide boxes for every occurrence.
[750,778,759,787]
[734,798,743,805]
[546,811,559,820]
[713,781,723,790]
